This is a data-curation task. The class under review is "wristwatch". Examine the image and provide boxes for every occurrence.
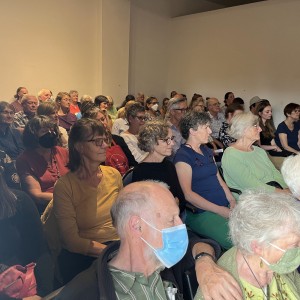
[194,252,216,262]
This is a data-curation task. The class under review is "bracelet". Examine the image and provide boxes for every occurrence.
[194,252,216,262]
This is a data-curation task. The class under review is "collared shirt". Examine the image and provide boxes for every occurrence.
[0,126,24,160]
[208,111,225,139]
[110,266,167,300]
[13,111,31,129]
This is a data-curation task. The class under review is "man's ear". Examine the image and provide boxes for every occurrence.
[128,215,142,236]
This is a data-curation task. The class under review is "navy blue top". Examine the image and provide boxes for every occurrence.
[174,144,229,213]
[275,121,300,151]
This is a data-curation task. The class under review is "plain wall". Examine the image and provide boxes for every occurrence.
[166,0,300,124]
[0,0,100,101]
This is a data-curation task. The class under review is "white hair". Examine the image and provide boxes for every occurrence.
[229,112,259,140]
[229,190,300,254]
[281,154,300,199]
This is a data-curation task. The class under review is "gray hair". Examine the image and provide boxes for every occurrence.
[229,112,259,140]
[110,181,169,238]
[37,89,51,98]
[138,120,170,152]
[179,111,211,140]
[229,191,300,254]
[21,94,37,105]
[281,155,300,199]
[167,96,186,113]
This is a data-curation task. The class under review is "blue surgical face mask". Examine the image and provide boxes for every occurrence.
[260,242,300,274]
[140,217,188,268]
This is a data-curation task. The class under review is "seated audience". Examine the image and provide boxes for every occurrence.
[221,92,235,114]
[160,97,169,118]
[281,153,300,199]
[0,101,24,160]
[222,112,289,194]
[69,90,81,117]
[120,102,148,163]
[249,95,262,114]
[0,168,54,298]
[195,191,300,299]
[219,103,244,148]
[13,94,38,132]
[174,111,236,249]
[256,100,290,156]
[131,120,185,214]
[136,92,145,105]
[274,102,300,155]
[16,116,69,213]
[53,118,122,283]
[232,97,244,108]
[82,106,137,172]
[38,89,52,103]
[56,181,243,300]
[0,149,21,190]
[189,94,205,112]
[37,101,68,148]
[94,95,113,129]
[144,96,161,121]
[55,92,77,133]
[106,95,118,121]
[10,86,28,113]
[117,94,135,112]
[111,100,135,135]
[206,97,225,149]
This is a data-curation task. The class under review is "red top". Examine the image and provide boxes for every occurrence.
[69,104,81,115]
[16,146,69,192]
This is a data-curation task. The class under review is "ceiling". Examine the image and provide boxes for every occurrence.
[170,0,266,17]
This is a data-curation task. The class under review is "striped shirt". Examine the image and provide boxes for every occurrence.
[110,266,167,300]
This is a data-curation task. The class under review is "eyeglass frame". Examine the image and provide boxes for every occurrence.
[87,136,110,147]
[159,136,175,145]
[135,115,147,121]
[0,110,14,116]
[172,108,187,113]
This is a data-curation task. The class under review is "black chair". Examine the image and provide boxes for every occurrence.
[182,265,198,300]
[122,167,134,186]
[217,165,242,195]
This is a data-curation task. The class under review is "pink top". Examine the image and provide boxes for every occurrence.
[16,146,69,192]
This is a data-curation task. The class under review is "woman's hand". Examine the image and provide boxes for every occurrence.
[228,196,236,210]
[216,206,231,219]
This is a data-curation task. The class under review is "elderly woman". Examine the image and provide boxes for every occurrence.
[222,112,289,194]
[16,116,69,213]
[275,103,300,155]
[55,92,77,133]
[195,191,300,299]
[131,120,185,214]
[120,102,148,163]
[37,101,68,148]
[219,103,244,148]
[53,118,122,283]
[174,111,236,249]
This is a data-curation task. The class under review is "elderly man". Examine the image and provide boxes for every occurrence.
[249,95,262,114]
[57,181,242,300]
[206,97,225,149]
[38,88,52,103]
[281,154,300,199]
[166,95,188,158]
[13,94,38,132]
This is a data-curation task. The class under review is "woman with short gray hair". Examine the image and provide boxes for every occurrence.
[174,111,236,249]
[195,191,300,299]
[222,112,289,195]
[131,120,185,214]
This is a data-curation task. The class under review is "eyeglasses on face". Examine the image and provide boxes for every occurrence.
[159,136,175,145]
[0,110,14,115]
[210,103,221,106]
[173,108,187,113]
[135,116,147,121]
[87,137,110,147]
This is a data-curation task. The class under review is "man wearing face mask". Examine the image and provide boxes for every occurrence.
[57,181,243,300]
[16,116,69,213]
[145,96,161,121]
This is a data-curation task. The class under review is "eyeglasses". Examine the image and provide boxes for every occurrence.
[173,108,187,113]
[159,136,175,145]
[135,116,147,121]
[87,137,110,147]
[0,110,14,115]
[210,103,221,106]
[292,109,300,113]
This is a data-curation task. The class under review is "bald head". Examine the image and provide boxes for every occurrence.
[111,181,177,238]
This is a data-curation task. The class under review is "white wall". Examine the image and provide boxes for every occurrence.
[129,0,171,101]
[0,0,100,101]
[167,0,300,124]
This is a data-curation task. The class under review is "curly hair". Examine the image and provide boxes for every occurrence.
[138,120,170,152]
[23,115,59,149]
[179,111,211,140]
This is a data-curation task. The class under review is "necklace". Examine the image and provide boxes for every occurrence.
[242,255,269,300]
